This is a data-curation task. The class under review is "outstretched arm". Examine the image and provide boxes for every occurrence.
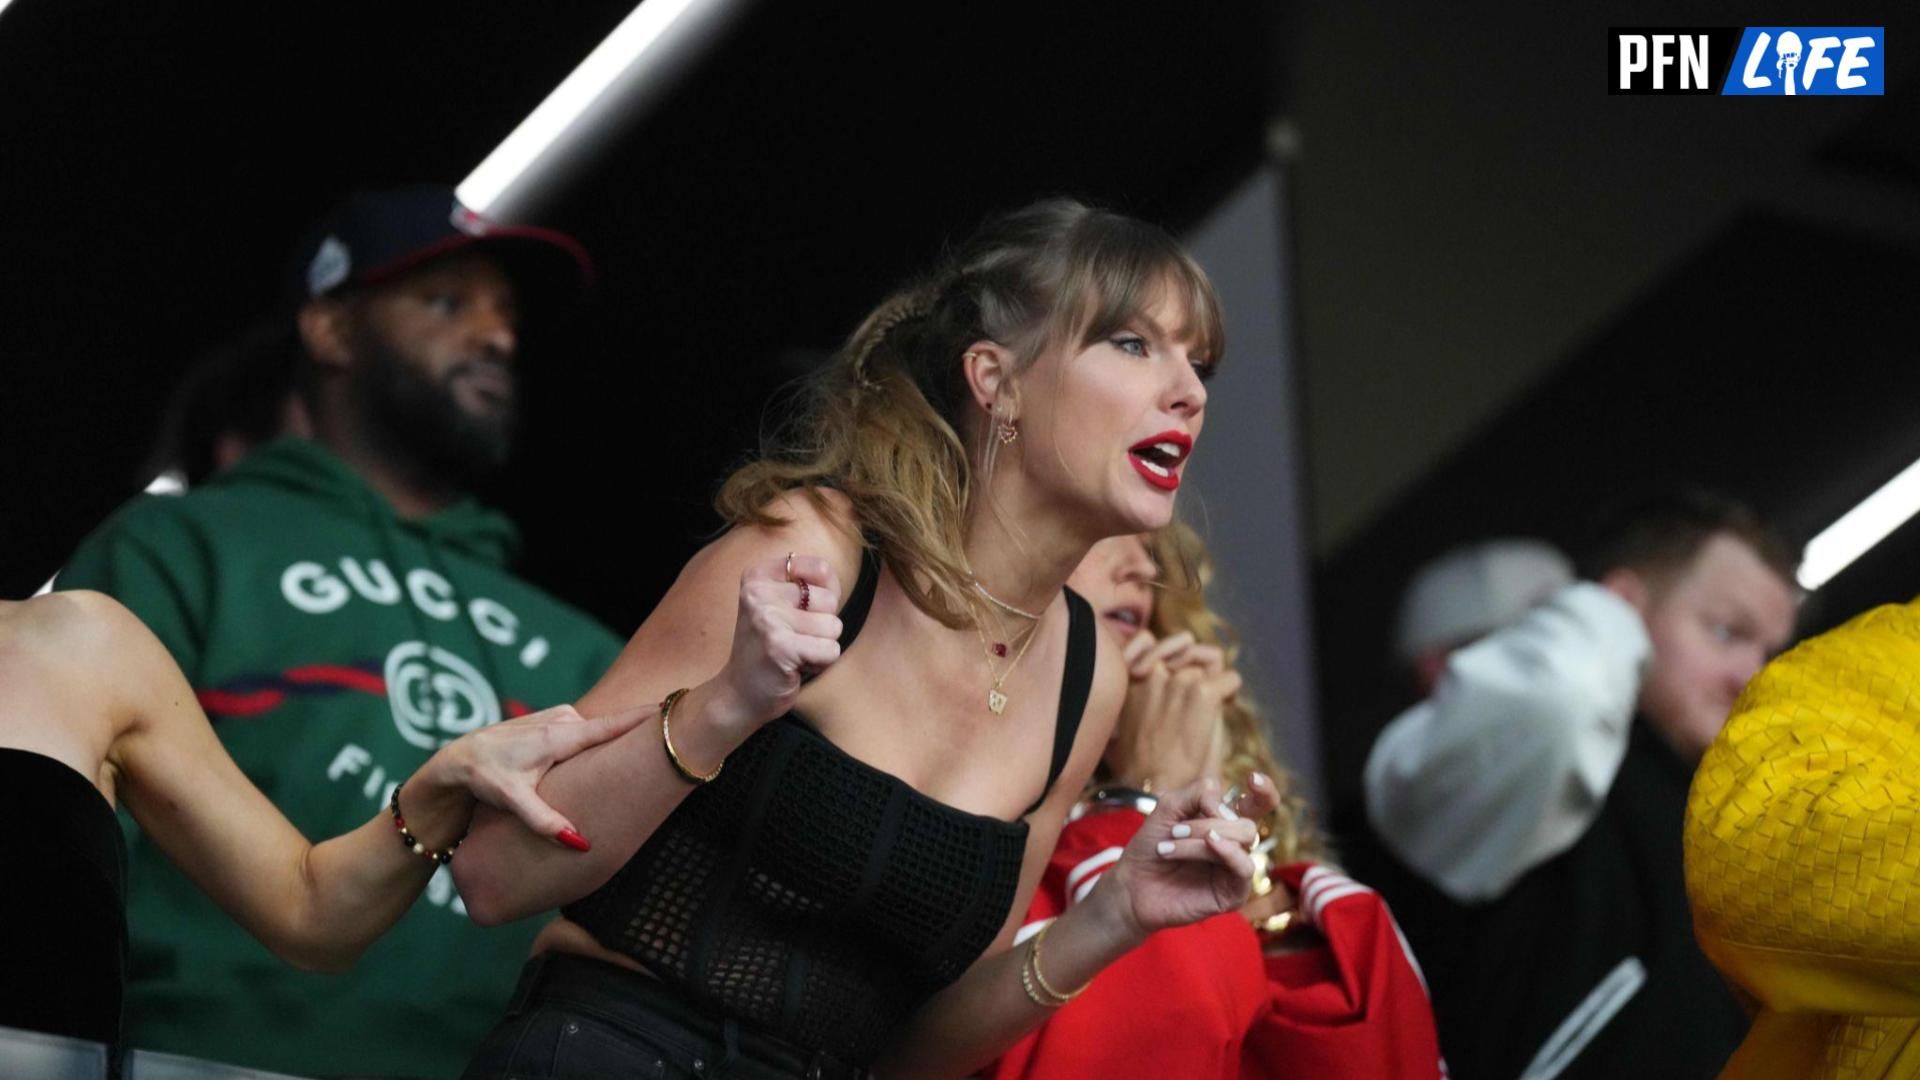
[874,631,1274,1077]
[18,591,631,973]
[880,775,1274,1079]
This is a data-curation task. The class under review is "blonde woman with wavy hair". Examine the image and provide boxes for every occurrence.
[986,524,1446,1079]
[453,200,1283,1080]
[1110,522,1323,865]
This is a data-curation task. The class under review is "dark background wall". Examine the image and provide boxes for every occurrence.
[1274,4,1920,811]
[1286,1,1920,552]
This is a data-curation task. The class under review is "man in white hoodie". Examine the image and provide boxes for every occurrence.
[1363,494,1799,1080]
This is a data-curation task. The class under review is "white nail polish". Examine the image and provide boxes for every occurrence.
[1207,829,1220,841]
[1219,804,1239,821]
[1171,824,1192,839]
[1156,840,1176,857]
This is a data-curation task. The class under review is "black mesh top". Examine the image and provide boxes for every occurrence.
[563,547,1096,1065]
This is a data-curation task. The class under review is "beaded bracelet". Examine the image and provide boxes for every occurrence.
[660,687,723,784]
[388,783,463,865]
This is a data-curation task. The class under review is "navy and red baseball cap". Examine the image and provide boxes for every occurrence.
[289,185,594,322]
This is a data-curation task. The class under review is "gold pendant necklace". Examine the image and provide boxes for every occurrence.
[973,615,1040,715]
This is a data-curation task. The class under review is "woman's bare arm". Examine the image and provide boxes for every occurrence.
[20,591,629,973]
[452,491,863,925]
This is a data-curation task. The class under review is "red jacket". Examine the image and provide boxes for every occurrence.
[988,808,1447,1079]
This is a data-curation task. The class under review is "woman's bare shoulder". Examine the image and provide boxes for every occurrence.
[693,487,865,587]
[4,591,149,665]
[0,592,152,790]
[750,487,861,552]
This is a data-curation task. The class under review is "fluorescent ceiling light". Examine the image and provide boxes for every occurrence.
[0,0,16,22]
[1797,455,1920,590]
[146,470,187,496]
[458,0,732,215]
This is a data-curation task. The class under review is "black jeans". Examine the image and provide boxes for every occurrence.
[462,953,873,1080]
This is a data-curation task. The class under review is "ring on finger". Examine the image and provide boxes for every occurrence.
[798,580,811,611]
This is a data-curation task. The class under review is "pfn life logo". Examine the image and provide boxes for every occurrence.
[1610,27,1883,95]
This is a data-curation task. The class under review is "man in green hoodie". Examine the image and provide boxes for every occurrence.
[58,187,626,1078]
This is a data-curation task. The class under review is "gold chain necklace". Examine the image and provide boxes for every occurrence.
[972,580,1045,622]
[971,614,1041,715]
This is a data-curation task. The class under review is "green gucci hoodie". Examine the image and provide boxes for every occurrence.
[59,437,624,1078]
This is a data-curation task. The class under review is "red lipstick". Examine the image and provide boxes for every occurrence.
[1127,430,1192,492]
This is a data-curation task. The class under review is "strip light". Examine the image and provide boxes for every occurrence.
[29,1,734,594]
[457,0,734,214]
[1797,456,1920,590]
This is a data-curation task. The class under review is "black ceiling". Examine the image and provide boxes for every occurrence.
[0,0,1281,619]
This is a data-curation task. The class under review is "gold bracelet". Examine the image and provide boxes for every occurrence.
[660,688,723,784]
[1019,950,1056,1008]
[1025,921,1091,1006]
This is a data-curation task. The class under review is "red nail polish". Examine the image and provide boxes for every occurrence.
[557,828,592,852]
